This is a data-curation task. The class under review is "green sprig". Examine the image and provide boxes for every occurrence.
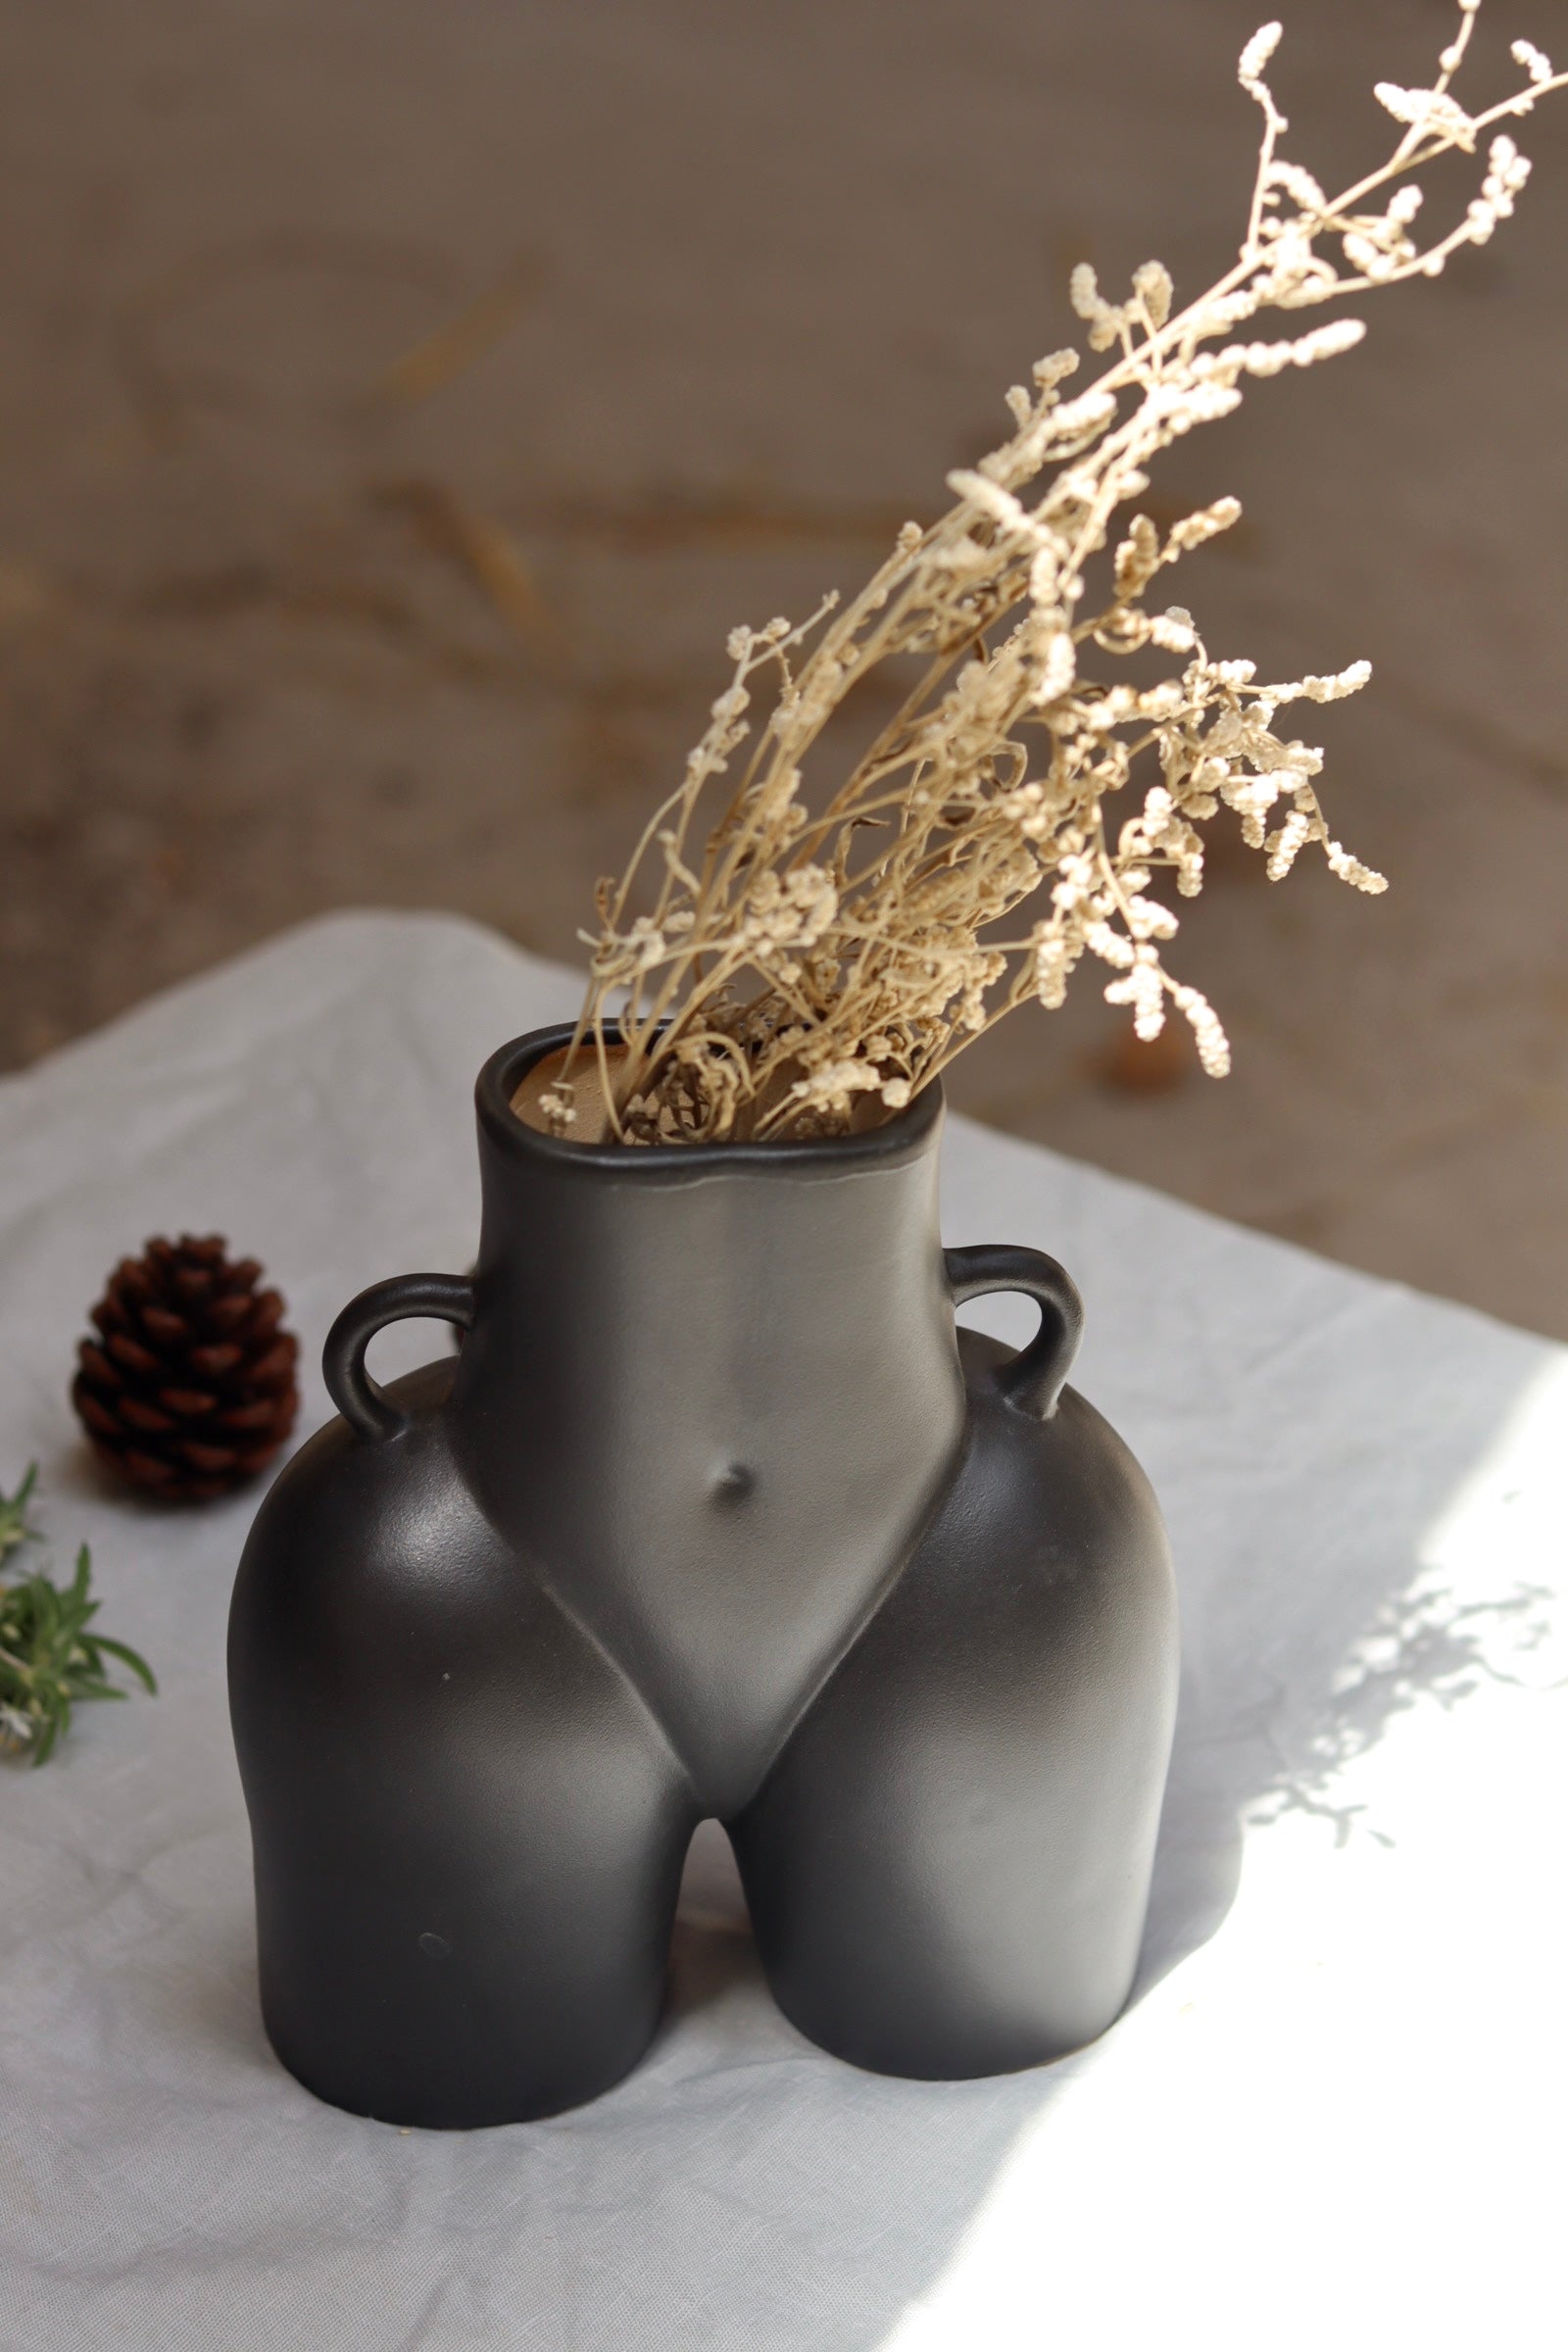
[0,1465,157,1766]
[0,1461,41,1566]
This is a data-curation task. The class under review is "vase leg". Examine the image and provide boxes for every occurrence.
[234,1544,700,2121]
[250,1757,699,2127]
[728,1392,1178,2081]
[233,1390,706,2127]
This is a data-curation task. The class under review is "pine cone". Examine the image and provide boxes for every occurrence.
[73,1235,300,1502]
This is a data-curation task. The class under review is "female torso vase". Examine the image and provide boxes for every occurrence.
[228,1023,1178,2128]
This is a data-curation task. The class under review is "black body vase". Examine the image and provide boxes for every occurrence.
[228,1024,1178,2128]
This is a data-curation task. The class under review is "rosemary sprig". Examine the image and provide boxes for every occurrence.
[0,1461,41,1565]
[0,1465,157,1766]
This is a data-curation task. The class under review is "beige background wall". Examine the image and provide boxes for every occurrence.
[1,0,1563,1331]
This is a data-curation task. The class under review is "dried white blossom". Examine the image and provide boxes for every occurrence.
[1172,984,1232,1076]
[1375,84,1480,149]
[1467,133,1532,242]
[1070,263,1129,353]
[1270,661,1373,703]
[1168,498,1243,553]
[1267,161,1327,212]
[1032,627,1078,706]
[1324,840,1388,893]
[1133,260,1175,327]
[1239,24,1282,86]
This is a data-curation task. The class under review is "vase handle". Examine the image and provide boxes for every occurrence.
[322,1273,476,1442]
[944,1245,1084,1421]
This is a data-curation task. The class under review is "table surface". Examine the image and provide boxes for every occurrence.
[2,912,1563,2352]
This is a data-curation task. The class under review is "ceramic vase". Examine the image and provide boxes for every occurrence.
[228,1022,1178,2127]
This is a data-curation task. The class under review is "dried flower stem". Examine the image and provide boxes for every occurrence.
[546,3,1563,1146]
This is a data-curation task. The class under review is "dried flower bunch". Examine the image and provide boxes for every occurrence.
[547,2,1563,1146]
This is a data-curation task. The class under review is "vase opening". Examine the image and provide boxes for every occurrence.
[511,1040,624,1141]
[508,1031,914,1150]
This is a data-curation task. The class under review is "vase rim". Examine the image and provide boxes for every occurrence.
[475,1022,944,1179]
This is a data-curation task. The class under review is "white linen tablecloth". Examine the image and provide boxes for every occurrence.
[1,911,1563,2351]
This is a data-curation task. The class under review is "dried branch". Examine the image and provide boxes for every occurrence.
[547,2,1562,1145]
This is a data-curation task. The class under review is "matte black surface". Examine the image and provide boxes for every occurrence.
[229,1025,1178,2126]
